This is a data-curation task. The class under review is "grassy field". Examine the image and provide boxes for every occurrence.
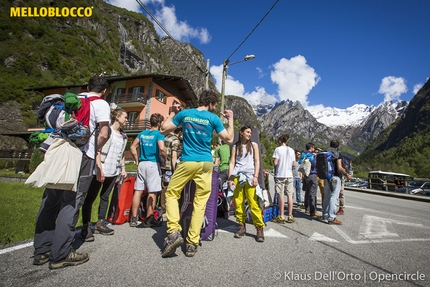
[0,181,101,246]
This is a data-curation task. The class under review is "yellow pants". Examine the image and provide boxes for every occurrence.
[165,161,213,245]
[233,178,264,228]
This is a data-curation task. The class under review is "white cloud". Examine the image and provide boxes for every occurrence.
[154,5,211,44]
[106,0,211,44]
[210,55,319,107]
[270,55,321,106]
[378,76,407,102]
[413,82,424,95]
[210,65,277,106]
[105,0,145,12]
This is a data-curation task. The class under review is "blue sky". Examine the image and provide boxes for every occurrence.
[106,0,429,110]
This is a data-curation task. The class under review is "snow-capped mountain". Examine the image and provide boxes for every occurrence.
[254,101,408,127]
[309,104,375,127]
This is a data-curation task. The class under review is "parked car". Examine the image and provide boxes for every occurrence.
[345,178,361,187]
[410,182,430,195]
[395,181,425,193]
[357,180,368,189]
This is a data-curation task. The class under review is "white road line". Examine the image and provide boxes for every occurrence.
[332,226,430,244]
[0,242,33,255]
[309,232,339,243]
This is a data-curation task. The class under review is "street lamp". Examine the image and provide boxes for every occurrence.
[220,54,255,116]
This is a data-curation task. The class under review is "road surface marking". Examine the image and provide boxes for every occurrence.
[309,232,339,243]
[218,225,288,238]
[0,242,33,255]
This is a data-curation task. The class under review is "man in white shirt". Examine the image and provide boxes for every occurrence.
[33,76,110,269]
[272,133,296,223]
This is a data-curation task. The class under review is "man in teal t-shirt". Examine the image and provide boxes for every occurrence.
[130,113,166,228]
[160,90,235,258]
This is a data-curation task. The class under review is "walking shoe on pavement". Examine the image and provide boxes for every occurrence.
[129,216,138,227]
[271,216,286,224]
[95,219,114,235]
[320,217,328,223]
[81,224,94,242]
[256,227,265,242]
[299,204,306,209]
[48,248,89,269]
[234,223,246,238]
[311,212,322,218]
[33,251,51,265]
[185,242,198,257]
[287,215,295,223]
[305,210,310,214]
[328,218,342,225]
[162,230,184,258]
[336,209,344,215]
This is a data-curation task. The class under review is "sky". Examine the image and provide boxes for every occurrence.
[105,0,429,112]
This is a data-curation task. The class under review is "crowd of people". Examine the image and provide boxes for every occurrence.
[32,76,350,269]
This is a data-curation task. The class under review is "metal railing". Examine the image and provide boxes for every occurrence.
[109,92,148,105]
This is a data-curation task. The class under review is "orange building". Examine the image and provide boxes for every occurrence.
[24,74,198,160]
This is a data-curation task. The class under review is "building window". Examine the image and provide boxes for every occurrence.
[117,88,124,95]
[128,86,144,101]
[155,90,167,104]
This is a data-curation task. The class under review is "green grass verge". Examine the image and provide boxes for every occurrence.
[0,181,101,246]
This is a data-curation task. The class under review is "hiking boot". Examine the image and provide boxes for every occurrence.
[48,249,89,269]
[161,230,184,258]
[95,219,114,235]
[328,218,342,225]
[311,212,322,218]
[336,209,344,215]
[271,216,286,224]
[287,215,295,223]
[129,216,138,227]
[256,227,265,242]
[81,224,94,242]
[234,223,246,238]
[33,251,50,265]
[185,243,198,257]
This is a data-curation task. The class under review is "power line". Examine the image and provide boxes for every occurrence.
[226,0,280,62]
[135,0,207,74]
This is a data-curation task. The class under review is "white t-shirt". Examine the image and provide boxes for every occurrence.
[80,93,110,159]
[99,129,124,177]
[273,145,295,178]
[231,142,257,180]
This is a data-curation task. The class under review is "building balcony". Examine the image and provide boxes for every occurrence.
[109,92,147,108]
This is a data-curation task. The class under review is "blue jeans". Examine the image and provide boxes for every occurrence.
[322,176,341,221]
[294,177,302,203]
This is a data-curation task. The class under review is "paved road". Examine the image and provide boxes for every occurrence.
[1,189,429,287]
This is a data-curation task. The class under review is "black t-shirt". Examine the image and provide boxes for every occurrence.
[333,152,343,177]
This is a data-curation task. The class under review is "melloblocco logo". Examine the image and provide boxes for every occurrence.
[10,6,93,17]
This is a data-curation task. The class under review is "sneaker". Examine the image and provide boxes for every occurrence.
[234,223,246,238]
[311,212,322,217]
[336,209,344,215]
[161,230,184,258]
[185,243,198,257]
[287,215,295,223]
[33,251,50,265]
[304,210,310,214]
[328,218,342,225]
[129,216,138,227]
[256,227,264,242]
[299,204,306,209]
[320,217,328,223]
[271,216,286,224]
[95,219,114,235]
[80,224,94,242]
[48,249,89,269]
